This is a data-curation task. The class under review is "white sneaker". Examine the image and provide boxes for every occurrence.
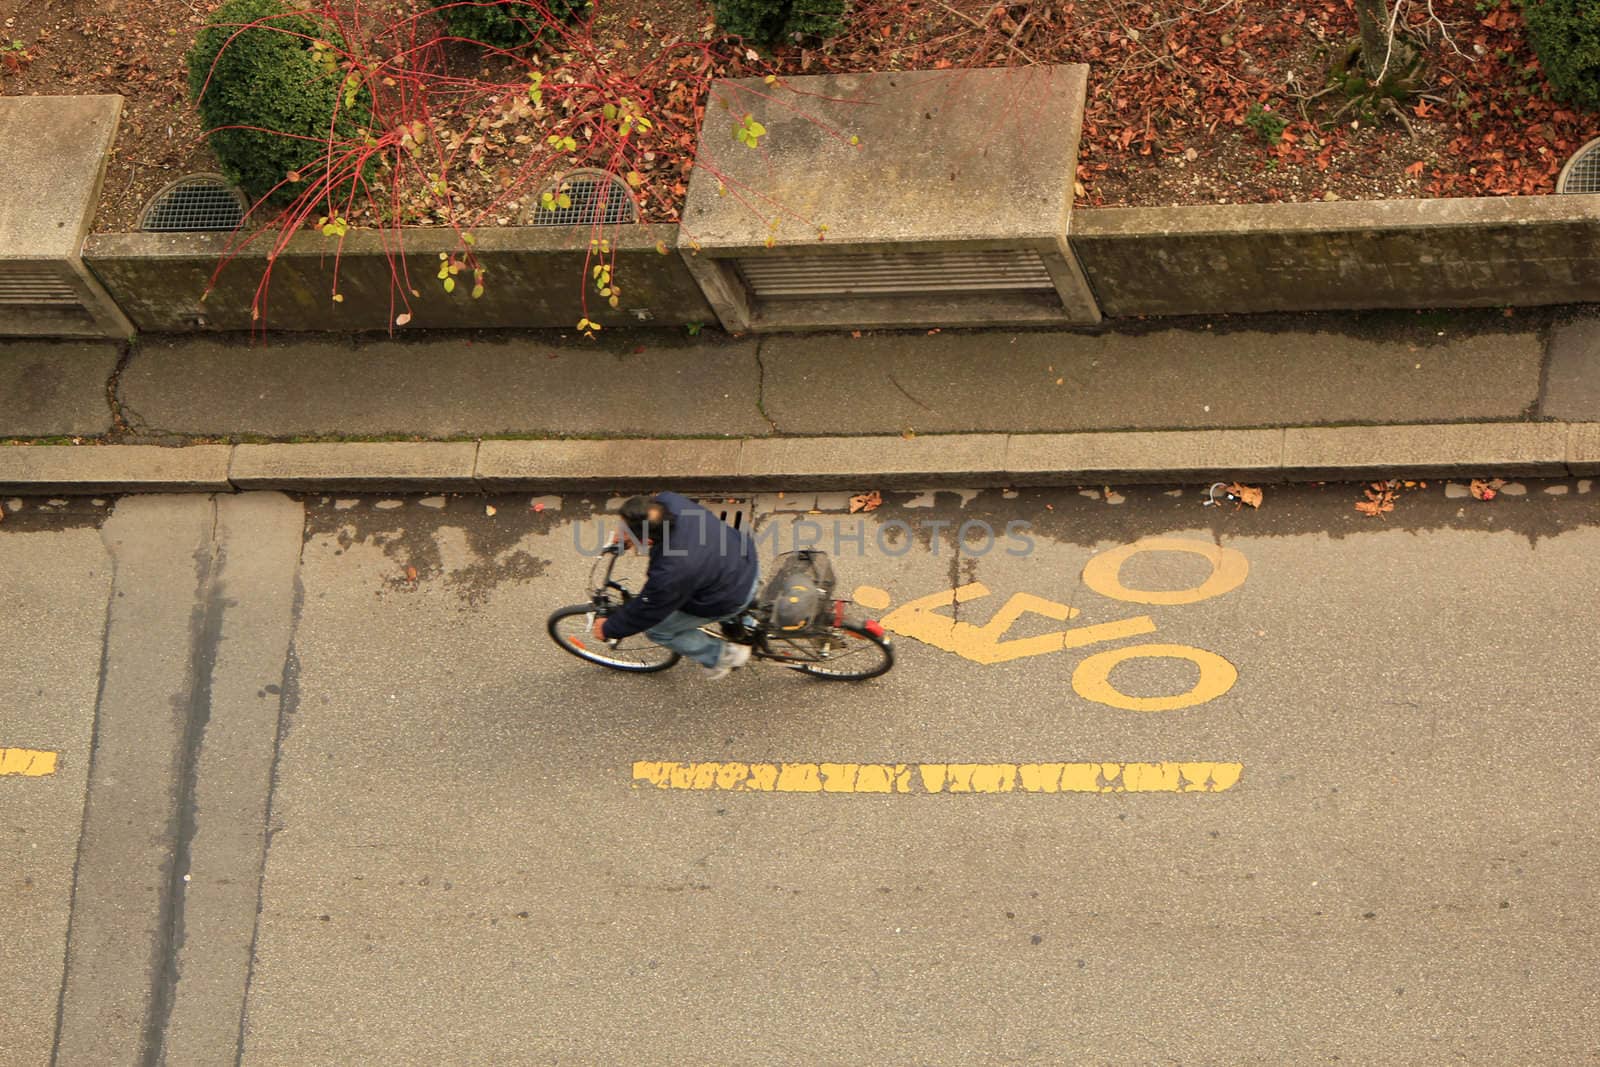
[702,642,751,681]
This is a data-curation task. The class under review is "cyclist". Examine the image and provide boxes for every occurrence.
[592,492,760,680]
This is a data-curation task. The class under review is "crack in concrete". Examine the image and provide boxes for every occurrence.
[48,524,123,1067]
[233,569,304,1067]
[753,340,779,434]
[106,337,148,438]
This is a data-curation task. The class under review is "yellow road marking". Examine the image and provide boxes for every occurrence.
[879,582,1157,665]
[1071,643,1240,712]
[633,760,1242,794]
[0,748,59,777]
[851,585,893,611]
[1080,536,1249,606]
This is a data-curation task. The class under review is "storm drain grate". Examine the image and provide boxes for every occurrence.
[1556,137,1600,195]
[138,174,248,232]
[698,498,750,531]
[528,169,638,227]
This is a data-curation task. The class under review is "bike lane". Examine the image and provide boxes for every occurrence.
[236,483,1600,1064]
[0,502,110,1067]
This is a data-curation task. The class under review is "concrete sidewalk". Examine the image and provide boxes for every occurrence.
[1,306,1596,489]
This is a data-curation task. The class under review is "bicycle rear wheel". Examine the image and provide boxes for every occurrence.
[793,623,894,681]
[547,605,680,673]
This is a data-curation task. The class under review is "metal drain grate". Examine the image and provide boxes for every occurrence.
[0,264,79,306]
[528,169,638,227]
[1556,137,1600,194]
[139,174,248,232]
[698,498,750,531]
[735,248,1056,299]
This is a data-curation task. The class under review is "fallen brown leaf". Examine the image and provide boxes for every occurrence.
[405,565,418,583]
[1356,482,1399,517]
[849,490,882,514]
[1227,482,1262,508]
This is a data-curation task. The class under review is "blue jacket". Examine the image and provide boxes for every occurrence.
[601,492,759,639]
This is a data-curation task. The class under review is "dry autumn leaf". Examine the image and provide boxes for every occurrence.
[1227,482,1262,508]
[405,565,418,583]
[1356,482,1398,517]
[1469,478,1505,501]
[849,490,882,514]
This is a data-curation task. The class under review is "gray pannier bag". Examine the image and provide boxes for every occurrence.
[760,550,837,632]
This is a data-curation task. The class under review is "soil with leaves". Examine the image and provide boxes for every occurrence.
[817,0,1595,205]
[1,0,1590,231]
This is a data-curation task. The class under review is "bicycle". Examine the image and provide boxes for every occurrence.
[547,544,894,681]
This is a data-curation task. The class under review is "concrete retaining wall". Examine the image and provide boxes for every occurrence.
[76,195,1600,334]
[1071,195,1600,317]
[82,224,715,333]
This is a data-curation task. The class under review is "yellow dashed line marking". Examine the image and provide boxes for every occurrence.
[0,748,59,777]
[633,760,1242,794]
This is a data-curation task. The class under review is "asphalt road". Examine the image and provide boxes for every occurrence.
[3,479,1598,1065]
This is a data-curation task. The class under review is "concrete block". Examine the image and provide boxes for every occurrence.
[0,444,232,493]
[681,66,1099,330]
[475,438,743,490]
[1282,423,1569,478]
[1005,429,1284,485]
[0,96,133,338]
[0,341,121,436]
[1567,423,1600,476]
[1541,314,1600,422]
[737,434,1009,489]
[229,442,479,490]
[83,224,711,334]
[1072,195,1600,317]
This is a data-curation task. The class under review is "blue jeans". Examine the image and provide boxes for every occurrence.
[645,573,760,668]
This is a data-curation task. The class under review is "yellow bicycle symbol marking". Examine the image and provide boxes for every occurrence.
[878,584,1156,665]
[858,536,1248,711]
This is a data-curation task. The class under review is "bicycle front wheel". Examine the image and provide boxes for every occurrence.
[547,605,680,673]
[794,623,895,681]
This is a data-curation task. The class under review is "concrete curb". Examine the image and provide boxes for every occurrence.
[2,424,1598,494]
[0,444,233,494]
[230,442,480,491]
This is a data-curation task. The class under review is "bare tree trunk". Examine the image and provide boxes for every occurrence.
[1354,0,1391,80]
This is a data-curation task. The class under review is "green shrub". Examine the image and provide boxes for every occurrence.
[440,0,590,49]
[714,0,845,46]
[187,0,373,205]
[784,0,846,41]
[1523,0,1600,110]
